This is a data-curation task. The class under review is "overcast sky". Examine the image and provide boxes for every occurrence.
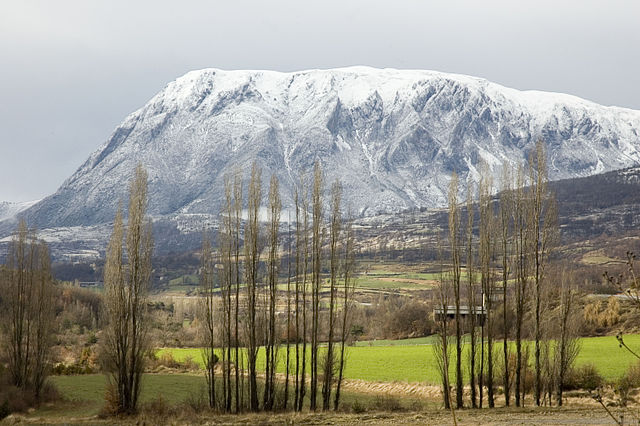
[1,0,639,202]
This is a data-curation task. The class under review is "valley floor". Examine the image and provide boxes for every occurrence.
[5,405,626,425]
[3,372,632,425]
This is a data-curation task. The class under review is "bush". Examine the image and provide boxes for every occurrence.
[565,363,603,391]
[0,372,59,416]
[52,362,96,375]
[99,380,120,417]
[372,394,404,412]
[615,361,640,406]
[183,388,208,414]
[147,352,200,372]
[387,302,434,339]
[623,361,640,388]
[143,395,174,418]
[350,399,367,414]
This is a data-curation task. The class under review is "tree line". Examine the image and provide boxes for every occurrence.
[200,161,356,413]
[434,141,581,410]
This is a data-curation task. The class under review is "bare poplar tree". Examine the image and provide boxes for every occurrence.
[554,268,580,406]
[222,174,234,412]
[498,163,512,407]
[529,140,557,407]
[478,164,495,408]
[293,184,302,411]
[1,220,54,400]
[103,164,153,414]
[322,180,342,410]
[448,172,463,408]
[512,164,529,407]
[465,182,478,408]
[334,210,355,411]
[31,241,54,400]
[296,176,311,412]
[263,174,281,411]
[232,170,243,412]
[434,235,452,410]
[244,162,262,412]
[310,161,324,411]
[200,233,217,409]
[284,211,292,410]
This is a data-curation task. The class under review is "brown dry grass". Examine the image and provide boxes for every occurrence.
[7,405,628,425]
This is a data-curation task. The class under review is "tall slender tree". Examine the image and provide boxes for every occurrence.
[554,267,580,406]
[512,164,529,407]
[200,233,217,409]
[322,180,342,410]
[103,164,153,414]
[448,172,463,408]
[334,211,355,411]
[263,174,281,410]
[529,141,556,407]
[222,174,234,412]
[245,162,262,411]
[465,182,478,408]
[310,161,324,411]
[232,170,243,412]
[479,165,495,408]
[499,163,512,407]
[297,176,311,412]
[284,211,292,410]
[434,235,452,411]
[293,184,302,411]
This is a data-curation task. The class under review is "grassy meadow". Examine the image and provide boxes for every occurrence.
[157,334,640,385]
[39,373,428,418]
[37,374,208,418]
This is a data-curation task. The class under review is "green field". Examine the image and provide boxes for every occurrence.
[36,374,207,418]
[37,373,427,419]
[29,334,640,419]
[158,334,640,384]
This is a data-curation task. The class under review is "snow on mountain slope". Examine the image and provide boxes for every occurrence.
[0,200,39,222]
[14,67,640,231]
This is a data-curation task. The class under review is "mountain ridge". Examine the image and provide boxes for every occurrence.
[7,66,640,235]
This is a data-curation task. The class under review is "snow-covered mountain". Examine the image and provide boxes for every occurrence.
[12,67,640,234]
[0,200,39,222]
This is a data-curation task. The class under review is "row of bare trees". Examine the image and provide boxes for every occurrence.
[200,161,356,413]
[435,141,581,410]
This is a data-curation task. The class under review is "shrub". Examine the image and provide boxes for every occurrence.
[624,361,640,388]
[52,362,96,375]
[0,373,59,415]
[99,380,120,417]
[387,302,434,339]
[565,363,603,391]
[147,352,200,372]
[350,399,367,414]
[184,388,208,414]
[182,355,199,371]
[372,394,404,412]
[143,395,174,418]
[615,361,640,406]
